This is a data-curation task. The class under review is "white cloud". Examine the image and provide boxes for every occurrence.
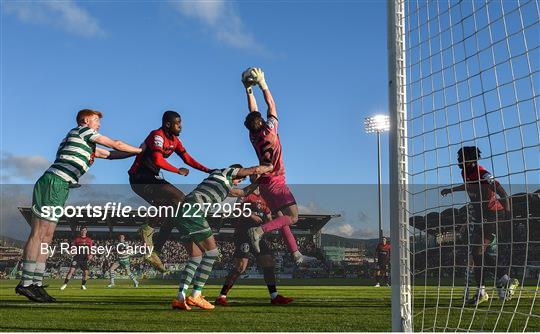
[323,222,379,240]
[297,201,328,215]
[333,223,356,237]
[3,0,105,37]
[173,1,264,52]
[0,152,50,183]
[0,151,96,184]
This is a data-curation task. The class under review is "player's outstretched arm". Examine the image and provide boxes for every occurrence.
[262,85,277,120]
[151,151,189,176]
[228,183,259,198]
[441,184,466,196]
[246,85,259,113]
[94,135,142,154]
[253,68,278,120]
[236,164,273,178]
[175,141,210,173]
[494,181,511,213]
[242,68,259,113]
[95,147,138,160]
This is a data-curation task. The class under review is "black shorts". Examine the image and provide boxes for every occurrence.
[129,173,171,202]
[378,257,389,271]
[469,209,507,245]
[70,256,89,271]
[233,222,272,258]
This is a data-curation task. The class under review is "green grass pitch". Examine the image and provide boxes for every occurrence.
[0,279,538,331]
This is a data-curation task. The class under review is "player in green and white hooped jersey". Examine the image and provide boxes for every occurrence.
[16,109,143,303]
[172,163,273,311]
[108,234,139,288]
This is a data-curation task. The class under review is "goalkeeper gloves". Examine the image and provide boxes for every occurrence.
[251,67,268,90]
[241,68,256,88]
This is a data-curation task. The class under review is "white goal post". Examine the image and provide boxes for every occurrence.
[388,0,539,331]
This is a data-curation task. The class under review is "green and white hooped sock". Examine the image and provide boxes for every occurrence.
[191,249,219,297]
[21,260,36,287]
[32,262,46,287]
[177,256,202,300]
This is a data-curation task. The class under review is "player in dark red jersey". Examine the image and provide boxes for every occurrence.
[60,226,93,290]
[374,237,390,287]
[215,175,294,306]
[441,146,519,305]
[129,110,212,272]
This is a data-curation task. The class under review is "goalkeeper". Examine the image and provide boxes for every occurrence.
[242,67,317,266]
[441,146,519,305]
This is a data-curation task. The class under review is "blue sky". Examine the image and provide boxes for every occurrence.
[1,1,538,240]
[0,0,394,240]
[1,0,391,186]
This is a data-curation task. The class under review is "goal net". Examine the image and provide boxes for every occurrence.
[388,0,539,331]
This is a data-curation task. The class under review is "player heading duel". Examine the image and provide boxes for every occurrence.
[241,67,315,265]
[16,109,142,303]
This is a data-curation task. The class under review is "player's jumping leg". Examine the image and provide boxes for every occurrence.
[15,216,53,302]
[280,225,317,265]
[216,258,248,306]
[132,181,184,273]
[257,255,293,305]
[153,219,175,254]
[173,243,202,311]
[248,205,314,265]
[30,222,56,302]
[187,239,219,310]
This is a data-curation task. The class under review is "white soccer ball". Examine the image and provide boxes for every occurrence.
[241,67,258,87]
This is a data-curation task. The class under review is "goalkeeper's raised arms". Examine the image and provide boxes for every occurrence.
[243,67,276,120]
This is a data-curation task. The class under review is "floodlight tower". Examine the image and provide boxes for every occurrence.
[364,114,390,241]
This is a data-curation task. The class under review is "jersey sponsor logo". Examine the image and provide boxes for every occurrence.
[482,172,495,185]
[240,243,250,253]
[154,135,164,148]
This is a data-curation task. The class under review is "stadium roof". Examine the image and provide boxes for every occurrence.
[18,207,340,240]
[409,190,540,236]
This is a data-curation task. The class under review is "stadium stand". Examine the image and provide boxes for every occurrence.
[409,189,540,280]
[12,208,351,279]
